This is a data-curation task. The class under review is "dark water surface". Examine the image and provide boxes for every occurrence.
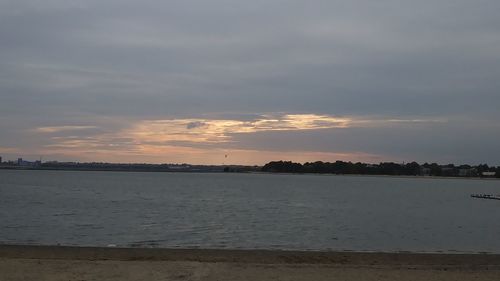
[1,170,499,253]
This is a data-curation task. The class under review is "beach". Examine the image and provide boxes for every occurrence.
[1,245,500,281]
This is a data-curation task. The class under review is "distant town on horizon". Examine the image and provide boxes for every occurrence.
[1,156,499,178]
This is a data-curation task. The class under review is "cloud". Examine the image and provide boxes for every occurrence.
[36,114,351,156]
[0,146,20,154]
[120,114,351,144]
[34,126,99,133]
[186,121,207,130]
[26,113,468,164]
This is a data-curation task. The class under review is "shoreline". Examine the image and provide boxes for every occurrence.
[3,245,500,281]
[1,167,498,181]
[2,244,500,267]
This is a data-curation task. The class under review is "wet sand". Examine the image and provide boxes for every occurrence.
[1,245,500,281]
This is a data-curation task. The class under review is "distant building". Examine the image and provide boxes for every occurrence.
[420,167,431,176]
[16,158,36,167]
[441,167,456,177]
[482,172,496,178]
[459,168,477,177]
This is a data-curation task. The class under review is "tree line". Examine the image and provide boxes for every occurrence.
[261,161,500,178]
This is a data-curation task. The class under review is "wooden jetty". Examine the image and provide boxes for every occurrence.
[471,194,500,200]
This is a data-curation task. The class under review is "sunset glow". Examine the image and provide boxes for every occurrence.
[16,113,455,164]
[26,114,358,164]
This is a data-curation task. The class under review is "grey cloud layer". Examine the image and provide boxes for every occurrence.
[1,0,499,163]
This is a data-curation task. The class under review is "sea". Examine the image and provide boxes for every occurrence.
[1,169,499,253]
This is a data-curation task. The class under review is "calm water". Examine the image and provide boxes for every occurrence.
[1,169,499,253]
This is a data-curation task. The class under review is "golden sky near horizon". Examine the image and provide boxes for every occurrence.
[3,113,443,165]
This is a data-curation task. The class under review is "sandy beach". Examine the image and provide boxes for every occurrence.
[1,245,500,281]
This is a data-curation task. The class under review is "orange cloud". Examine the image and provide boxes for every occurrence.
[32,113,353,164]
[33,113,440,164]
[125,114,351,144]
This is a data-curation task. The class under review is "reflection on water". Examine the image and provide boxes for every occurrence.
[1,170,499,253]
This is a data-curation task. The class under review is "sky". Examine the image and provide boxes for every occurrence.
[1,0,500,165]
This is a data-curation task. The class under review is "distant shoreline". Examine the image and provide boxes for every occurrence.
[0,166,217,173]
[1,166,498,181]
[254,171,500,181]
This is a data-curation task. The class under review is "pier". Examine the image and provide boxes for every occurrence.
[471,194,500,200]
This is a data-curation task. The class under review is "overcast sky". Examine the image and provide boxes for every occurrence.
[1,0,499,165]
